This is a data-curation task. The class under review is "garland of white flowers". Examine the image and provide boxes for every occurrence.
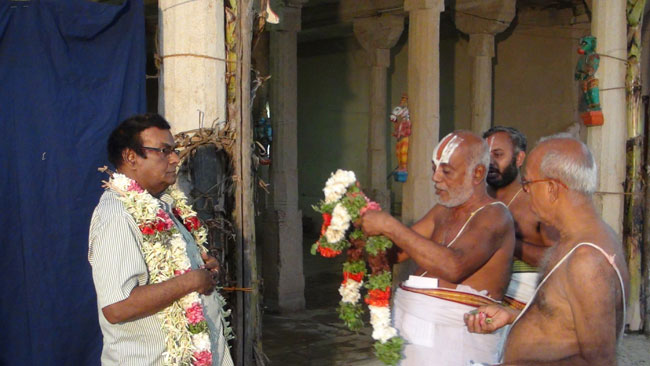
[104,172,231,366]
[312,170,404,365]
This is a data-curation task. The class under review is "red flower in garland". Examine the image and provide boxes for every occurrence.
[172,207,183,220]
[139,224,156,235]
[342,271,364,283]
[184,216,201,231]
[365,287,391,307]
[155,220,167,232]
[320,213,332,235]
[174,268,191,276]
[317,244,341,258]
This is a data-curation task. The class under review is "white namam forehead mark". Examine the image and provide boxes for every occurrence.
[432,133,463,167]
[487,135,495,151]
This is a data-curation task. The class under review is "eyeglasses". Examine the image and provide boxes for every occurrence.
[141,146,181,157]
[521,178,568,193]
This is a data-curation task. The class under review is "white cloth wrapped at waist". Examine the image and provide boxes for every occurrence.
[394,282,506,366]
[505,272,540,304]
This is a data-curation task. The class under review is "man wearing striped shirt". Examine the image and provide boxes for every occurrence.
[88,114,233,365]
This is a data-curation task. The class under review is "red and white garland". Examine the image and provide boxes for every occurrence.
[312,170,404,365]
[105,173,226,366]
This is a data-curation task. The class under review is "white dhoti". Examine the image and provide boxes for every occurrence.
[393,285,506,366]
[505,272,539,304]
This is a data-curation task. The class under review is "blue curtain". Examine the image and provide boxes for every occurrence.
[0,0,145,364]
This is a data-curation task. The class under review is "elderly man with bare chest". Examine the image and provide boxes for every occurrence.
[361,130,515,365]
[483,126,558,308]
[465,135,629,366]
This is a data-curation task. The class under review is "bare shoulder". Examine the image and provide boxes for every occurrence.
[474,201,514,232]
[564,242,623,292]
[464,201,515,252]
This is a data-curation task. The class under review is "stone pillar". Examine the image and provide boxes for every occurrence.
[158,0,226,133]
[353,15,404,210]
[265,1,306,312]
[587,0,626,236]
[586,0,628,324]
[468,34,495,134]
[454,0,515,134]
[401,0,444,224]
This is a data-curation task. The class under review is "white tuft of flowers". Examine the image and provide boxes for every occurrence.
[369,305,398,343]
[338,279,363,303]
[325,203,351,243]
[192,332,211,352]
[111,174,132,191]
[323,169,357,204]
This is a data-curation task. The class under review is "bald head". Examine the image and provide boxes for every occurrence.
[528,135,597,195]
[433,130,490,175]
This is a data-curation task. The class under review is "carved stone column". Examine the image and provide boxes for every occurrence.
[353,15,404,210]
[454,0,515,134]
[402,0,444,224]
[265,0,307,312]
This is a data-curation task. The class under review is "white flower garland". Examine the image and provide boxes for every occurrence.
[323,169,357,204]
[325,203,351,243]
[315,169,404,365]
[369,305,397,343]
[338,278,363,304]
[107,173,226,366]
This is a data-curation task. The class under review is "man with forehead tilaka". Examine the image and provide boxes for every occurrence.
[361,130,515,365]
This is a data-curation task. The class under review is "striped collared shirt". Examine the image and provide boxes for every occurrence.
[88,189,233,366]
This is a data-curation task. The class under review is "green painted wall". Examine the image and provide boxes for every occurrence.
[297,39,370,227]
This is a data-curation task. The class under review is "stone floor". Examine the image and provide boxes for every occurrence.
[263,306,650,365]
[262,308,380,366]
[261,233,381,365]
[261,233,650,365]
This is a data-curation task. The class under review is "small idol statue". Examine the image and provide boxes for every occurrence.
[575,35,604,126]
[391,94,411,182]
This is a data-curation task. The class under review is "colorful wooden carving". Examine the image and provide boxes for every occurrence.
[575,36,604,126]
[390,94,411,182]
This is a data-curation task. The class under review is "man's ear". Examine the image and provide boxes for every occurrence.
[516,151,526,169]
[475,164,487,183]
[122,149,136,167]
[547,180,560,203]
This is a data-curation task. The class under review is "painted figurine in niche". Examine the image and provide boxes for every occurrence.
[575,35,604,126]
[391,94,411,182]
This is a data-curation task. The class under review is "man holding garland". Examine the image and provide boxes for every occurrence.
[88,114,233,366]
[360,130,515,365]
[482,126,558,309]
